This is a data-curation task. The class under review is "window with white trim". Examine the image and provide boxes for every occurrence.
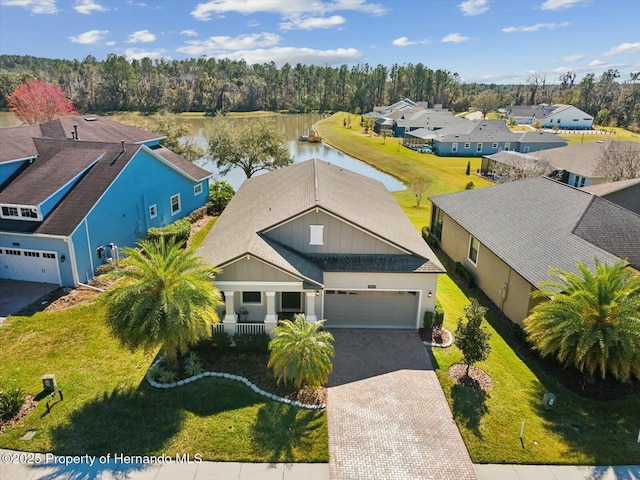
[452,142,458,153]
[170,194,181,215]
[476,143,483,152]
[1,206,18,217]
[468,236,480,265]
[309,225,324,245]
[504,142,510,151]
[464,142,471,149]
[149,204,157,219]
[194,183,203,196]
[492,142,498,149]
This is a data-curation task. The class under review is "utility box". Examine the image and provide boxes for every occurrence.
[542,392,556,410]
[42,374,57,392]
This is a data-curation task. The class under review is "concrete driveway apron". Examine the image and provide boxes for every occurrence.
[327,329,477,480]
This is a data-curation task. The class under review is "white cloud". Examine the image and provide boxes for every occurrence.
[123,48,168,61]
[458,0,489,16]
[280,15,346,30]
[441,33,470,43]
[191,0,386,21]
[561,53,585,62]
[73,0,107,14]
[502,22,569,33]
[541,0,589,10]
[176,32,281,55]
[392,37,415,47]
[127,29,156,43]
[181,29,198,37]
[68,29,109,44]
[392,37,430,47]
[0,0,57,14]
[604,42,640,57]
[589,59,606,68]
[213,47,362,67]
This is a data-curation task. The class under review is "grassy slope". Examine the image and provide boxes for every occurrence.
[0,300,327,462]
[315,112,640,465]
[314,113,492,228]
[559,127,640,146]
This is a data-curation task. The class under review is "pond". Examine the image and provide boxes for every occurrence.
[0,111,405,191]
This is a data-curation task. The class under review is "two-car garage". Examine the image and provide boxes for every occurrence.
[323,289,420,329]
[0,247,61,285]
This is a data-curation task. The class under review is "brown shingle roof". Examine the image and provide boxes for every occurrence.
[198,159,444,281]
[0,125,41,164]
[39,115,163,143]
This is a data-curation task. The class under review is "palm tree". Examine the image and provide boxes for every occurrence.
[524,259,640,382]
[102,239,223,362]
[268,314,335,389]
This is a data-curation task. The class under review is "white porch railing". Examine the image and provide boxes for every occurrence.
[235,322,266,336]
[211,323,225,335]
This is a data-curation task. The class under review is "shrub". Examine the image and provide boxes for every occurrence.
[233,333,271,354]
[455,262,476,287]
[208,180,235,215]
[464,181,475,190]
[95,261,117,276]
[186,206,207,223]
[184,352,203,377]
[421,226,439,249]
[157,368,178,384]
[0,380,25,421]
[465,161,471,176]
[211,331,232,352]
[147,219,191,246]
[423,310,434,331]
[433,300,445,330]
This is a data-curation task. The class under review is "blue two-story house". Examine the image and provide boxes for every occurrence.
[0,115,211,287]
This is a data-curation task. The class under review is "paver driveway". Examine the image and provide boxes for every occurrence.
[327,329,477,480]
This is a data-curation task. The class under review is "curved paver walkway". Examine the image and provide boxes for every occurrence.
[327,329,477,480]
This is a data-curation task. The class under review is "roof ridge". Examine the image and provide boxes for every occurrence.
[313,158,319,202]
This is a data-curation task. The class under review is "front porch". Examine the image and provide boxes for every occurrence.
[218,289,320,336]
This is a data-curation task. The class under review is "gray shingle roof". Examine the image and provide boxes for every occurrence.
[0,125,40,164]
[199,159,445,282]
[429,177,634,287]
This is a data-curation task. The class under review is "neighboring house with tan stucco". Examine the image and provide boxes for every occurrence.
[429,177,640,325]
[198,159,445,335]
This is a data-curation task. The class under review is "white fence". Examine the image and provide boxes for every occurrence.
[235,323,266,336]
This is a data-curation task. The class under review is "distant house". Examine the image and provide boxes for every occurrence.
[483,140,640,187]
[581,177,640,216]
[506,104,594,129]
[419,120,567,157]
[0,115,211,287]
[198,159,445,335]
[429,177,640,325]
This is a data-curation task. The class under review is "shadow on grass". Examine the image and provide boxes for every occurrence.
[251,402,324,463]
[49,379,262,458]
[526,384,640,465]
[451,382,490,438]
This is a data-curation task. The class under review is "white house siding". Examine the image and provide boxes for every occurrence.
[264,210,403,255]
[542,106,593,129]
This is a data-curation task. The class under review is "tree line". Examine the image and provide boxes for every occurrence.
[1,54,639,130]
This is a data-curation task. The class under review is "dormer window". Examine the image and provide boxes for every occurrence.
[1,205,40,221]
[1,206,18,217]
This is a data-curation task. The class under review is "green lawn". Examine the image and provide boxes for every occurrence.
[316,112,640,465]
[314,113,492,226]
[0,302,328,462]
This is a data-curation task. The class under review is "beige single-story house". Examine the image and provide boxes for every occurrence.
[429,177,640,325]
[198,159,445,335]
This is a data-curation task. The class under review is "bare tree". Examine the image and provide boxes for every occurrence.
[472,90,501,119]
[595,142,640,181]
[492,156,555,183]
[527,73,546,105]
[410,177,431,208]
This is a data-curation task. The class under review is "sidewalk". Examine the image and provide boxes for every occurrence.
[475,464,640,480]
[2,449,640,480]
[0,450,329,480]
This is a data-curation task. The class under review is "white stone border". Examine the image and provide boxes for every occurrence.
[423,328,453,348]
[145,357,325,410]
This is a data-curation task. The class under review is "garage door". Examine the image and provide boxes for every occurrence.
[324,290,419,328]
[0,248,60,284]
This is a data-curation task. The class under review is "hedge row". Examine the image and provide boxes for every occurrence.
[147,219,191,246]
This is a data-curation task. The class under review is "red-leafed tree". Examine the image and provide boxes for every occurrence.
[8,79,78,124]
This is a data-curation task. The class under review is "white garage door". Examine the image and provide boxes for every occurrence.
[0,248,60,284]
[324,290,419,328]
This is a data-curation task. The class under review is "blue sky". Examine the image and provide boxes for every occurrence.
[1,0,639,84]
